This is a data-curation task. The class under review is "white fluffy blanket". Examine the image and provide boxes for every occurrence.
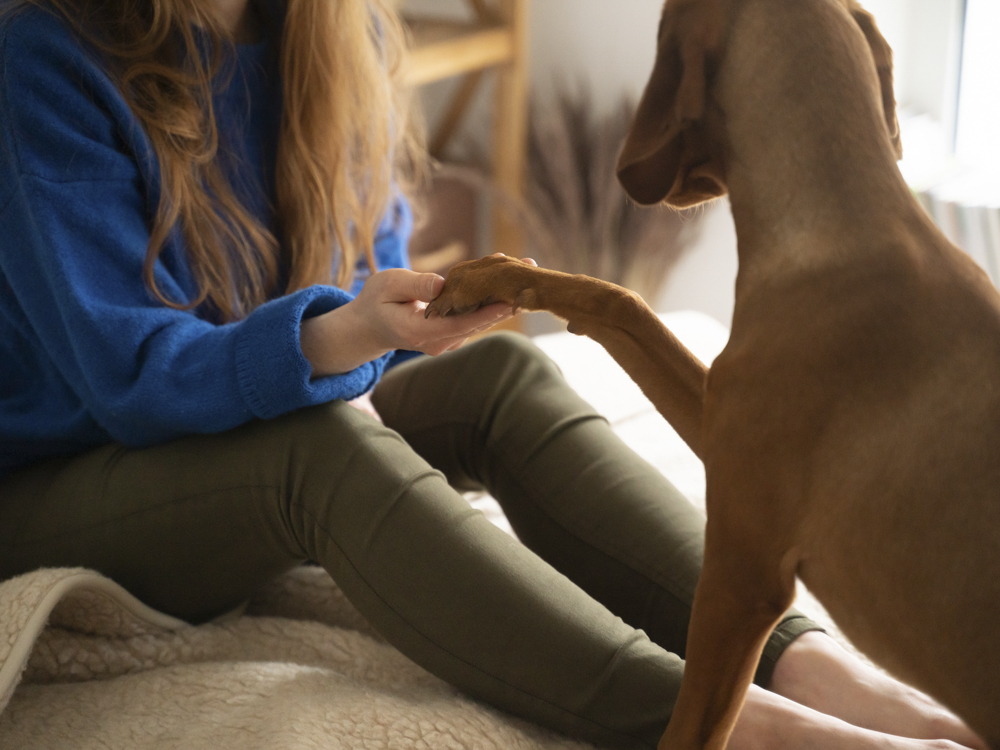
[2,312,834,750]
[0,565,597,749]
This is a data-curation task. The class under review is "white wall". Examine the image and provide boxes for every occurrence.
[529,0,662,116]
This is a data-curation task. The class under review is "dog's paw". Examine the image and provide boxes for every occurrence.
[425,255,527,319]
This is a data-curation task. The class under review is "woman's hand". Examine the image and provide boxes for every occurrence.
[300,267,515,378]
[353,268,514,355]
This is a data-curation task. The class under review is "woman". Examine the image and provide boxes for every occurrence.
[0,1,984,748]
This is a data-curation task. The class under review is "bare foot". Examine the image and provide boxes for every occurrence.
[729,685,973,750]
[768,632,986,749]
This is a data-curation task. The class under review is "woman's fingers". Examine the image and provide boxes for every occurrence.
[418,302,510,340]
[404,302,513,355]
[355,268,519,355]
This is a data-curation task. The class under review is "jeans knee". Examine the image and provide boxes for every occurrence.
[373,331,596,484]
[459,331,565,405]
[473,330,552,365]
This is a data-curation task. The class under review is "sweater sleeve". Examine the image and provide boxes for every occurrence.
[0,13,395,448]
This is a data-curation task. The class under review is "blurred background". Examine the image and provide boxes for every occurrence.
[396,0,1000,331]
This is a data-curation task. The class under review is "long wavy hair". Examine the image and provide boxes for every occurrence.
[7,0,425,320]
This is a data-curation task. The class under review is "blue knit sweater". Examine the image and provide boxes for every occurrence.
[0,6,414,479]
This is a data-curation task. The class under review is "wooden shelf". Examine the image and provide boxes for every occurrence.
[404,18,514,87]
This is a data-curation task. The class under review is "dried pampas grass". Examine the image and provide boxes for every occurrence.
[440,85,704,303]
[526,88,702,301]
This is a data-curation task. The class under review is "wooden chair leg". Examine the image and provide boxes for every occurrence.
[491,0,529,260]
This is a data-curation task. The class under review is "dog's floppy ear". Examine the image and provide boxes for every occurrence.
[617,0,727,207]
[849,3,902,160]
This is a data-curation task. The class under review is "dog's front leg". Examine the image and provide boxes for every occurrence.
[427,256,708,457]
[660,477,798,750]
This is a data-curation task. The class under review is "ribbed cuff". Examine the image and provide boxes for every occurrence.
[234,286,392,419]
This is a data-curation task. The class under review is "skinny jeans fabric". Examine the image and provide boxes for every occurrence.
[0,332,818,749]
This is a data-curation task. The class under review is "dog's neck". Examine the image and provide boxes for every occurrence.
[715,0,934,298]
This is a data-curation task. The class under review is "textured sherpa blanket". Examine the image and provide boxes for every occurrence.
[3,312,801,750]
[0,564,597,750]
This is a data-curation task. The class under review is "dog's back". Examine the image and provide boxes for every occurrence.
[737,236,1000,737]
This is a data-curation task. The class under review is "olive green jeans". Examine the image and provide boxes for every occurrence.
[0,332,818,749]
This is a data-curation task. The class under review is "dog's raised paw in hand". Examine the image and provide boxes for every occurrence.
[425,255,531,319]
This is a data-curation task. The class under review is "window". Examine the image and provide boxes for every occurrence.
[869,0,1000,285]
[955,0,1000,184]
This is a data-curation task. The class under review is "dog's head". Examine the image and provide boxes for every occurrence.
[616,0,902,208]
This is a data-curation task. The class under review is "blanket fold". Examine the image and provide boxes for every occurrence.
[0,565,592,750]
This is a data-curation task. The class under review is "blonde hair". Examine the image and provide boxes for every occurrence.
[11,0,425,320]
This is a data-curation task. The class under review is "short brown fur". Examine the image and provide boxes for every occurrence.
[428,0,1000,747]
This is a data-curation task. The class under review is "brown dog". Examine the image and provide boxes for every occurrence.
[428,0,1000,747]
